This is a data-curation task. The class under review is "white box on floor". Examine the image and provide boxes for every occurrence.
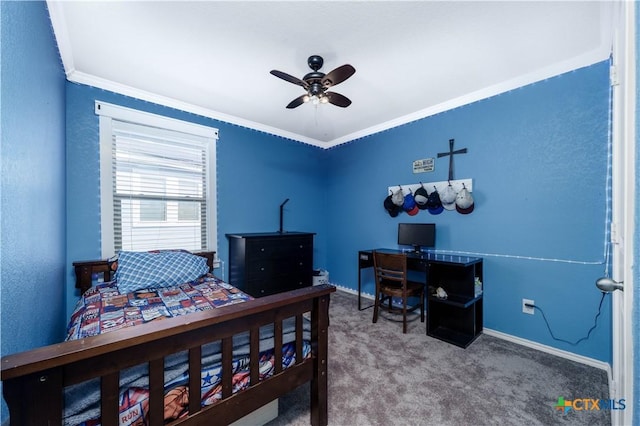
[313,269,329,285]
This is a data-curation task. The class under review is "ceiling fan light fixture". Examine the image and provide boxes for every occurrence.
[303,93,328,106]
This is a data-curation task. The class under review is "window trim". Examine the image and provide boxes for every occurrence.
[96,101,218,258]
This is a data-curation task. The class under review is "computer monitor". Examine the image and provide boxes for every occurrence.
[398,223,436,253]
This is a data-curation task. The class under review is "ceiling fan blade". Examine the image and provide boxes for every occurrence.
[270,70,309,89]
[286,94,307,109]
[321,64,355,87]
[325,91,352,108]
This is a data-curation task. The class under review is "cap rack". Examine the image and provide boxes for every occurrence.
[388,178,473,196]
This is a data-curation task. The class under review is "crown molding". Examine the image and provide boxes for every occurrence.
[66,48,607,151]
[68,70,325,148]
[325,47,610,148]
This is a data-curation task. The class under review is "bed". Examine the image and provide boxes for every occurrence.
[1,250,335,425]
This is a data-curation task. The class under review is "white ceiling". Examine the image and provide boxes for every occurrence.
[47,1,614,148]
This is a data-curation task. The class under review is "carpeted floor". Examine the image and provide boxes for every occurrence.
[266,290,610,426]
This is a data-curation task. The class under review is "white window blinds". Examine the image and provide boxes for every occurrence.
[97,101,218,258]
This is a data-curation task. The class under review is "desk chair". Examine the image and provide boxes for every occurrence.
[372,251,425,333]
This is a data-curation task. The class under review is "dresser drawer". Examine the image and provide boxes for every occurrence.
[246,237,312,259]
[247,255,312,278]
[246,274,311,297]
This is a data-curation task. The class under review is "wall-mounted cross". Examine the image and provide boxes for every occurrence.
[437,138,467,181]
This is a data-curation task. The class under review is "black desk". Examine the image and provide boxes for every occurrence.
[358,249,484,347]
[358,249,481,308]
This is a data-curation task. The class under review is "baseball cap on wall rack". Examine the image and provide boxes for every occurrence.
[383,190,401,217]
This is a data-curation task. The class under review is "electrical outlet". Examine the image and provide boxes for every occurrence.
[522,299,535,315]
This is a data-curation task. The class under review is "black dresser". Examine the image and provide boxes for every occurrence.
[226,232,315,297]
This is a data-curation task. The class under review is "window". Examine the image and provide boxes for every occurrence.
[97,101,218,258]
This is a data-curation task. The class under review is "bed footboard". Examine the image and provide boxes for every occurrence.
[1,284,335,426]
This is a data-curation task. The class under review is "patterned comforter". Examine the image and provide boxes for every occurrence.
[64,274,311,426]
[66,274,252,340]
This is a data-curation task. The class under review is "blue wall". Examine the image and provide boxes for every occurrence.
[0,0,66,421]
[324,62,612,362]
[65,84,328,318]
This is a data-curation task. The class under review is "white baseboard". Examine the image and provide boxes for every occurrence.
[334,284,422,311]
[483,328,612,375]
[333,283,374,300]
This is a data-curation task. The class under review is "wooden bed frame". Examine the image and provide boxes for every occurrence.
[1,252,335,425]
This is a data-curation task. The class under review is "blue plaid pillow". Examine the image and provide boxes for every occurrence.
[115,250,210,294]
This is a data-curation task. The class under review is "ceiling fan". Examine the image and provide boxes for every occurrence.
[270,55,355,109]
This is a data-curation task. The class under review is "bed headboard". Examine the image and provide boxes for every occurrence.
[72,251,216,295]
